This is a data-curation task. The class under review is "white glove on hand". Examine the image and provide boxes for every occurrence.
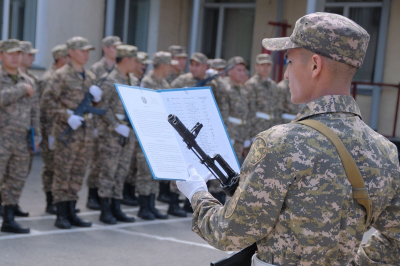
[67,115,84,130]
[177,165,210,203]
[89,85,102,102]
[48,135,55,150]
[206,68,218,78]
[114,124,130,138]
[244,139,251,148]
[93,128,99,138]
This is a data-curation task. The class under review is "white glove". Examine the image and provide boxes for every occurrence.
[48,135,55,150]
[89,85,102,102]
[114,124,130,138]
[244,140,251,148]
[251,137,256,142]
[231,139,235,145]
[206,68,218,78]
[93,128,99,138]
[177,165,210,203]
[67,114,84,130]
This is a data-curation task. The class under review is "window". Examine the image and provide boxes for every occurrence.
[8,0,37,46]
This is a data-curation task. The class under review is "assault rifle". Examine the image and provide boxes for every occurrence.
[196,65,234,87]
[59,93,106,147]
[118,115,131,147]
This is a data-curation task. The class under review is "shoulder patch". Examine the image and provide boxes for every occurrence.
[225,186,242,219]
[247,138,267,166]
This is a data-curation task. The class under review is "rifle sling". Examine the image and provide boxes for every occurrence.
[297,119,373,225]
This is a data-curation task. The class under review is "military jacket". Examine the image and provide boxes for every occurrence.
[165,71,182,85]
[277,79,302,124]
[245,74,281,138]
[38,66,56,135]
[0,67,40,140]
[89,57,114,79]
[38,65,56,98]
[191,95,400,266]
[141,72,171,90]
[170,72,199,88]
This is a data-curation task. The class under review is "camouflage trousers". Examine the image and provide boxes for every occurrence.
[52,126,91,204]
[86,136,100,188]
[98,130,135,199]
[0,130,30,205]
[125,150,137,186]
[40,126,54,192]
[135,148,158,196]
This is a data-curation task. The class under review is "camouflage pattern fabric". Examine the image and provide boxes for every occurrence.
[20,41,39,54]
[0,67,38,205]
[262,12,370,68]
[190,95,400,265]
[38,66,56,98]
[245,74,282,138]
[211,59,226,69]
[170,73,199,88]
[210,77,229,122]
[277,79,302,124]
[102,36,122,47]
[66,36,95,51]
[41,63,96,203]
[52,44,68,61]
[169,45,187,58]
[152,51,174,66]
[190,52,208,65]
[0,39,22,53]
[89,57,114,79]
[165,71,181,85]
[116,45,137,58]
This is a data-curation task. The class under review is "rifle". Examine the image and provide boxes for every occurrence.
[59,93,106,147]
[168,114,258,266]
[196,65,233,87]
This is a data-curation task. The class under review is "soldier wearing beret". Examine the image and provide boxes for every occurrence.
[178,12,400,265]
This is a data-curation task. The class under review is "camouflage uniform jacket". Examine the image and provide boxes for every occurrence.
[210,77,229,122]
[38,66,56,135]
[165,70,182,85]
[223,77,250,143]
[191,95,400,266]
[89,57,114,79]
[40,63,96,136]
[277,79,302,124]
[0,67,40,141]
[100,67,138,132]
[170,72,200,88]
[245,74,281,138]
[38,65,56,98]
[141,72,171,90]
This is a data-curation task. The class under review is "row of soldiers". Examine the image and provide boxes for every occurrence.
[0,35,299,234]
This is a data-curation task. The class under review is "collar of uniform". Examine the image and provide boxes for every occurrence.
[67,62,88,81]
[150,72,164,83]
[113,66,127,81]
[255,73,271,84]
[293,95,362,122]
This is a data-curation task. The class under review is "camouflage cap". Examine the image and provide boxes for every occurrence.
[137,51,152,64]
[153,51,177,66]
[227,56,247,68]
[262,12,370,68]
[51,44,68,60]
[116,45,137,58]
[190,52,208,65]
[169,45,187,58]
[102,36,122,47]
[66,36,95,50]
[20,41,39,54]
[0,39,22,53]
[211,58,227,69]
[256,54,273,65]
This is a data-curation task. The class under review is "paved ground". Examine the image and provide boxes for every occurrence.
[0,155,376,266]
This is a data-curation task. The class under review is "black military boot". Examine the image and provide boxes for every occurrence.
[86,188,101,210]
[68,201,92,227]
[167,192,187,217]
[45,191,57,215]
[121,183,138,206]
[183,198,193,213]
[55,202,71,229]
[138,195,155,220]
[1,205,30,234]
[111,198,135,223]
[149,193,168,219]
[14,205,29,217]
[157,182,171,203]
[99,197,117,225]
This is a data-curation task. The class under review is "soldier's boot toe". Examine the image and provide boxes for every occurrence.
[68,201,92,227]
[86,188,101,210]
[167,193,187,218]
[99,197,117,225]
[138,195,155,220]
[121,183,138,206]
[45,191,57,215]
[1,206,30,234]
[157,182,171,203]
[14,205,29,217]
[55,202,71,229]
[183,199,193,213]
[111,198,135,223]
[149,193,168,220]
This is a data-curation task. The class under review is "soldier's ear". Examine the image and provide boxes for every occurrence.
[311,54,322,79]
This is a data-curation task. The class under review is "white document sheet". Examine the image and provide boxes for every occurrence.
[115,84,240,181]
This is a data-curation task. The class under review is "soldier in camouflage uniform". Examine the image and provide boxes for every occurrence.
[96,45,138,224]
[166,45,187,85]
[19,41,39,84]
[41,36,100,229]
[178,13,400,266]
[277,78,301,124]
[122,51,151,207]
[245,54,282,141]
[39,44,69,215]
[0,39,39,234]
[89,36,122,78]
[171,52,208,88]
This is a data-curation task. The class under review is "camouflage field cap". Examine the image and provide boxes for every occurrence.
[116,45,137,58]
[211,58,227,69]
[153,51,178,66]
[137,52,152,64]
[0,39,22,53]
[256,54,273,65]
[227,56,247,68]
[20,41,39,54]
[169,45,187,58]
[66,36,95,50]
[190,52,208,65]
[102,36,122,47]
[52,44,68,60]
[262,12,370,68]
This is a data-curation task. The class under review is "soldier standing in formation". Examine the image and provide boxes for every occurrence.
[39,44,69,214]
[0,39,39,233]
[277,78,301,124]
[171,52,209,88]
[166,45,187,85]
[42,36,101,229]
[177,12,400,265]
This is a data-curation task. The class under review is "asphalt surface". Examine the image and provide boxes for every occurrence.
[0,154,376,266]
